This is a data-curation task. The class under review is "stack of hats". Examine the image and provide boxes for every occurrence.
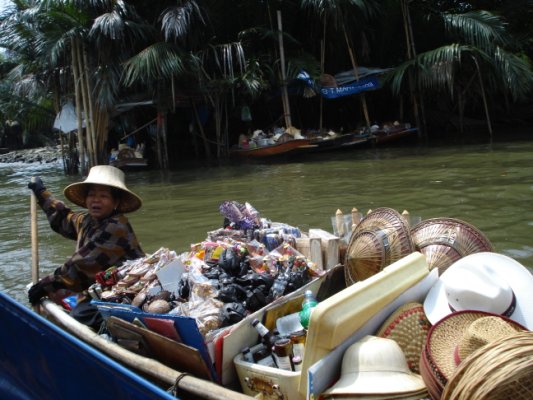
[419,311,527,399]
[344,208,415,285]
[325,243,533,400]
[419,251,533,399]
[441,331,533,400]
[411,217,493,275]
[321,336,428,400]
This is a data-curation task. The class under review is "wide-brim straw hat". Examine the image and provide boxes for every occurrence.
[411,217,493,275]
[64,165,142,213]
[424,252,533,329]
[322,336,427,398]
[376,302,432,374]
[344,208,415,285]
[441,332,533,400]
[425,311,526,386]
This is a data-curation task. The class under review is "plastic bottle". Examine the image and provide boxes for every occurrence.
[298,290,318,329]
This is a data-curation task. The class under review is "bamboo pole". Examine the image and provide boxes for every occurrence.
[71,39,86,174]
[40,300,254,400]
[341,25,371,128]
[277,10,292,128]
[82,45,98,163]
[77,43,96,167]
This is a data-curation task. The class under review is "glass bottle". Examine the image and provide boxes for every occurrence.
[273,338,294,371]
[251,318,280,348]
[290,329,307,359]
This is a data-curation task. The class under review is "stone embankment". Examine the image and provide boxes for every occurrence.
[0,146,63,164]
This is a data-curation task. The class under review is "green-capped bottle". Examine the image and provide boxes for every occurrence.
[298,290,318,329]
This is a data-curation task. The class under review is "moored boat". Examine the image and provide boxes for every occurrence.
[109,145,148,169]
[229,138,312,158]
[370,123,418,145]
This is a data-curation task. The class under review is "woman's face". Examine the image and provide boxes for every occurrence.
[85,185,119,220]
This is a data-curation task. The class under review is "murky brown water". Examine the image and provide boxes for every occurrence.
[2,139,532,304]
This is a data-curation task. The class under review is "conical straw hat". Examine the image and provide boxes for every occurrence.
[344,208,415,285]
[411,217,493,275]
[64,165,142,213]
[376,302,432,373]
[441,332,533,400]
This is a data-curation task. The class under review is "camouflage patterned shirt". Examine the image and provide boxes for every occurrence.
[38,190,144,292]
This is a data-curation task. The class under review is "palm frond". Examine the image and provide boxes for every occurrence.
[388,44,472,95]
[160,1,206,42]
[491,46,533,100]
[441,10,509,49]
[122,42,186,86]
[91,11,125,40]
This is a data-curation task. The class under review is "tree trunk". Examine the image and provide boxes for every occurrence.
[277,10,292,128]
[401,0,426,141]
[192,101,211,159]
[473,57,493,142]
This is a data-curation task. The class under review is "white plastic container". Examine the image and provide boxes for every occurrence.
[234,352,301,400]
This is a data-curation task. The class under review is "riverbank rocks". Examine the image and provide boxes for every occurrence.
[0,145,62,164]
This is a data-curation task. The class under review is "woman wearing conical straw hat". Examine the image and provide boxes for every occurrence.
[27,165,144,328]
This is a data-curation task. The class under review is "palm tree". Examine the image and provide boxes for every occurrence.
[1,0,151,172]
[385,4,533,139]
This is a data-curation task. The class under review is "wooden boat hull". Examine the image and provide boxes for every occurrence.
[371,127,418,145]
[230,139,311,158]
[110,157,149,170]
[0,291,176,399]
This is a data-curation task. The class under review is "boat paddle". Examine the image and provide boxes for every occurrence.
[30,192,39,309]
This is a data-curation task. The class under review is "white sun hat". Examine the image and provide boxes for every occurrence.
[64,165,142,213]
[423,252,533,329]
[321,335,427,398]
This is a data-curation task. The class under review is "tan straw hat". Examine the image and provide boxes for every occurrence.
[441,331,533,400]
[344,208,415,285]
[321,335,427,398]
[424,252,533,329]
[420,310,527,399]
[411,218,493,275]
[376,302,432,373]
[63,165,142,213]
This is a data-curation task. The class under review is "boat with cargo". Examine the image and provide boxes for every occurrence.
[2,203,531,400]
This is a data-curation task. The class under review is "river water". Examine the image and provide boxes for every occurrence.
[2,140,532,305]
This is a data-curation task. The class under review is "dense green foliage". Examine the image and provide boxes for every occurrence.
[1,0,532,165]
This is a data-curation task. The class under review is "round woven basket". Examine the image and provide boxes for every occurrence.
[411,217,493,274]
[376,302,432,373]
[441,332,533,400]
[344,208,415,285]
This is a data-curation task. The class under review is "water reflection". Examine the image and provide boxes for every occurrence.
[1,140,532,304]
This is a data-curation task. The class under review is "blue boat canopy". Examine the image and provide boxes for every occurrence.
[296,67,392,99]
